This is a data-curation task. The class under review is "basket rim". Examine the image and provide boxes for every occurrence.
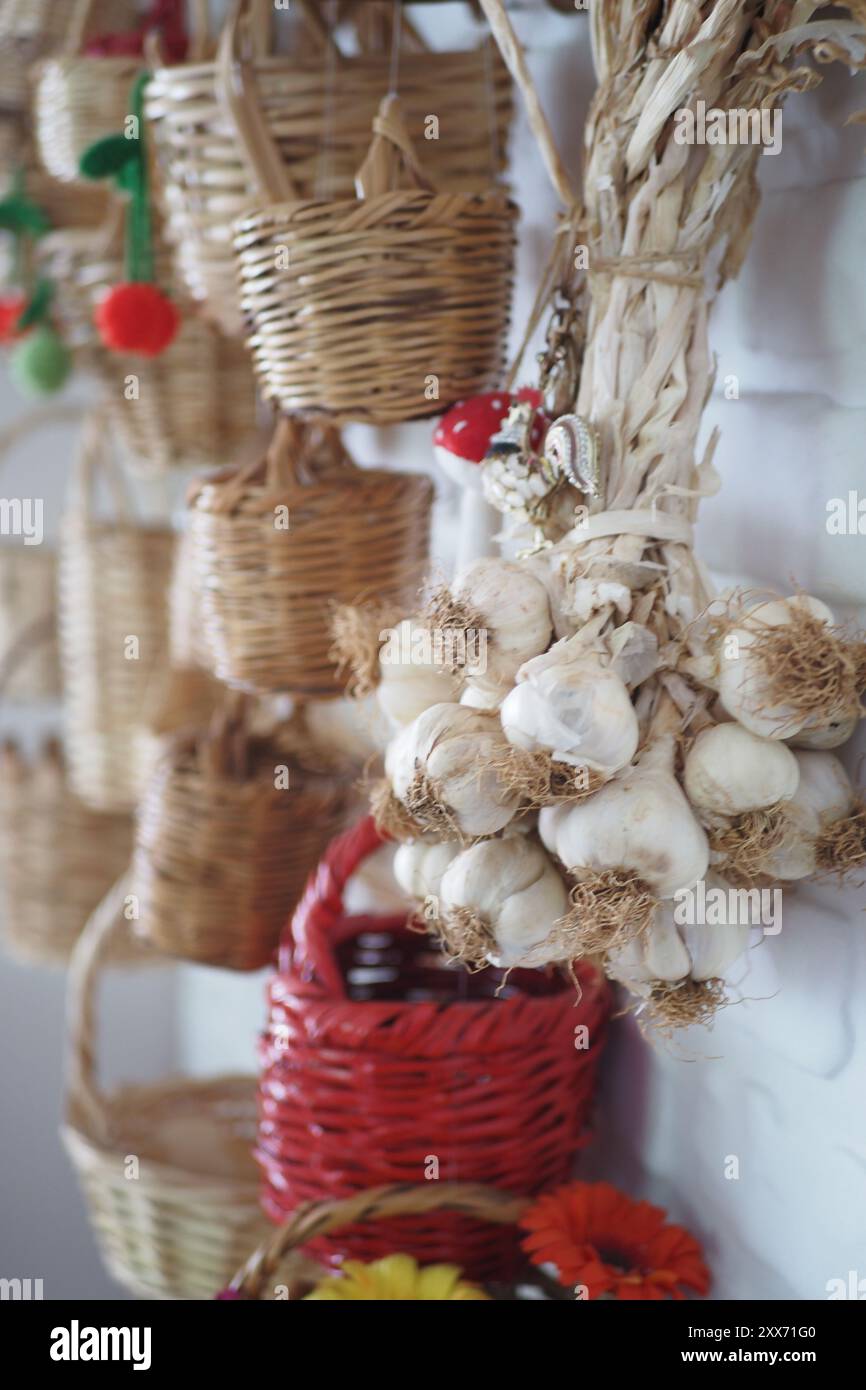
[235,186,519,234]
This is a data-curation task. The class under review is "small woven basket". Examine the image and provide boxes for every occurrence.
[132,700,347,971]
[62,879,270,1300]
[58,412,174,811]
[0,740,134,966]
[0,117,109,235]
[229,70,517,424]
[187,415,432,696]
[30,0,147,183]
[224,1182,530,1300]
[37,218,260,475]
[0,0,129,117]
[146,0,512,336]
[257,816,610,1282]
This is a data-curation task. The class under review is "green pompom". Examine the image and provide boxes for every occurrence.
[10,325,72,397]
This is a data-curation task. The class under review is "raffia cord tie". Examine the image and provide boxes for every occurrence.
[589,252,706,291]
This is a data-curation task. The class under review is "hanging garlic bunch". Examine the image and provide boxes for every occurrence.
[539,735,709,958]
[699,594,865,744]
[376,618,457,726]
[497,624,655,802]
[430,833,570,968]
[393,836,461,903]
[606,871,751,1032]
[425,558,553,704]
[377,702,522,841]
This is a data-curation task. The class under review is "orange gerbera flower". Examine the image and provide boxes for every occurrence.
[520,1181,710,1300]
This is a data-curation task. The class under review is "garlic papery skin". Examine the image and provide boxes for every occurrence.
[384,702,521,839]
[500,657,639,775]
[761,750,854,880]
[717,594,842,739]
[788,712,858,750]
[393,838,460,903]
[437,558,552,698]
[539,736,709,899]
[305,692,392,763]
[684,723,799,817]
[376,619,456,726]
[437,835,569,968]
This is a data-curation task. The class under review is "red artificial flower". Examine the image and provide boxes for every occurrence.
[0,291,28,342]
[520,1181,710,1301]
[95,282,180,358]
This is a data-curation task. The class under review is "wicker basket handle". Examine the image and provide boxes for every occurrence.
[68,408,133,524]
[281,814,388,992]
[216,0,302,202]
[65,0,96,54]
[355,94,434,199]
[0,404,85,471]
[65,874,133,1147]
[227,1180,527,1298]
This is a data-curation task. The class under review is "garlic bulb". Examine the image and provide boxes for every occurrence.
[377,618,456,726]
[717,594,843,739]
[393,838,460,903]
[384,702,521,838]
[500,654,639,775]
[684,723,799,817]
[607,874,750,992]
[437,835,569,968]
[436,558,552,698]
[762,750,855,880]
[539,737,709,899]
[304,692,391,763]
[788,713,858,750]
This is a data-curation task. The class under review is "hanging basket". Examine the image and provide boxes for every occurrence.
[0,740,135,966]
[0,118,109,236]
[223,1182,530,1300]
[36,217,259,473]
[132,701,347,971]
[58,411,175,811]
[229,64,517,424]
[62,879,270,1300]
[187,416,432,696]
[257,816,610,1282]
[0,0,131,118]
[145,0,513,336]
[30,0,161,183]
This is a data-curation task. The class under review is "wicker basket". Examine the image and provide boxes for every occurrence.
[30,0,148,183]
[223,1182,531,1300]
[0,741,134,966]
[145,0,512,336]
[229,72,517,424]
[58,412,175,811]
[0,0,130,117]
[131,701,347,971]
[257,816,610,1282]
[187,415,432,696]
[0,117,109,235]
[62,879,270,1300]
[36,218,260,474]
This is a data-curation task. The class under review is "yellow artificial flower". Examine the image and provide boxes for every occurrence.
[304,1254,490,1301]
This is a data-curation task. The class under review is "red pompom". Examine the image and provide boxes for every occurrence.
[95,283,180,358]
[0,292,28,343]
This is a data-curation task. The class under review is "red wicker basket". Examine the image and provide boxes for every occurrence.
[257,816,610,1282]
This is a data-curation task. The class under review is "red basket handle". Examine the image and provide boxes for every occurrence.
[280,815,391,996]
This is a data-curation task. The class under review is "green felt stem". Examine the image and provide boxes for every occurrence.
[125,71,155,285]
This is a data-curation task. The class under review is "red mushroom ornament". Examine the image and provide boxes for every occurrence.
[433,390,546,568]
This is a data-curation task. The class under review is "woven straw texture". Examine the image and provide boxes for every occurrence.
[0,0,130,116]
[257,817,610,1281]
[228,1181,528,1300]
[145,1,512,336]
[229,81,517,424]
[36,220,260,474]
[58,414,174,811]
[132,703,347,971]
[62,880,270,1300]
[187,416,432,696]
[0,741,134,966]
